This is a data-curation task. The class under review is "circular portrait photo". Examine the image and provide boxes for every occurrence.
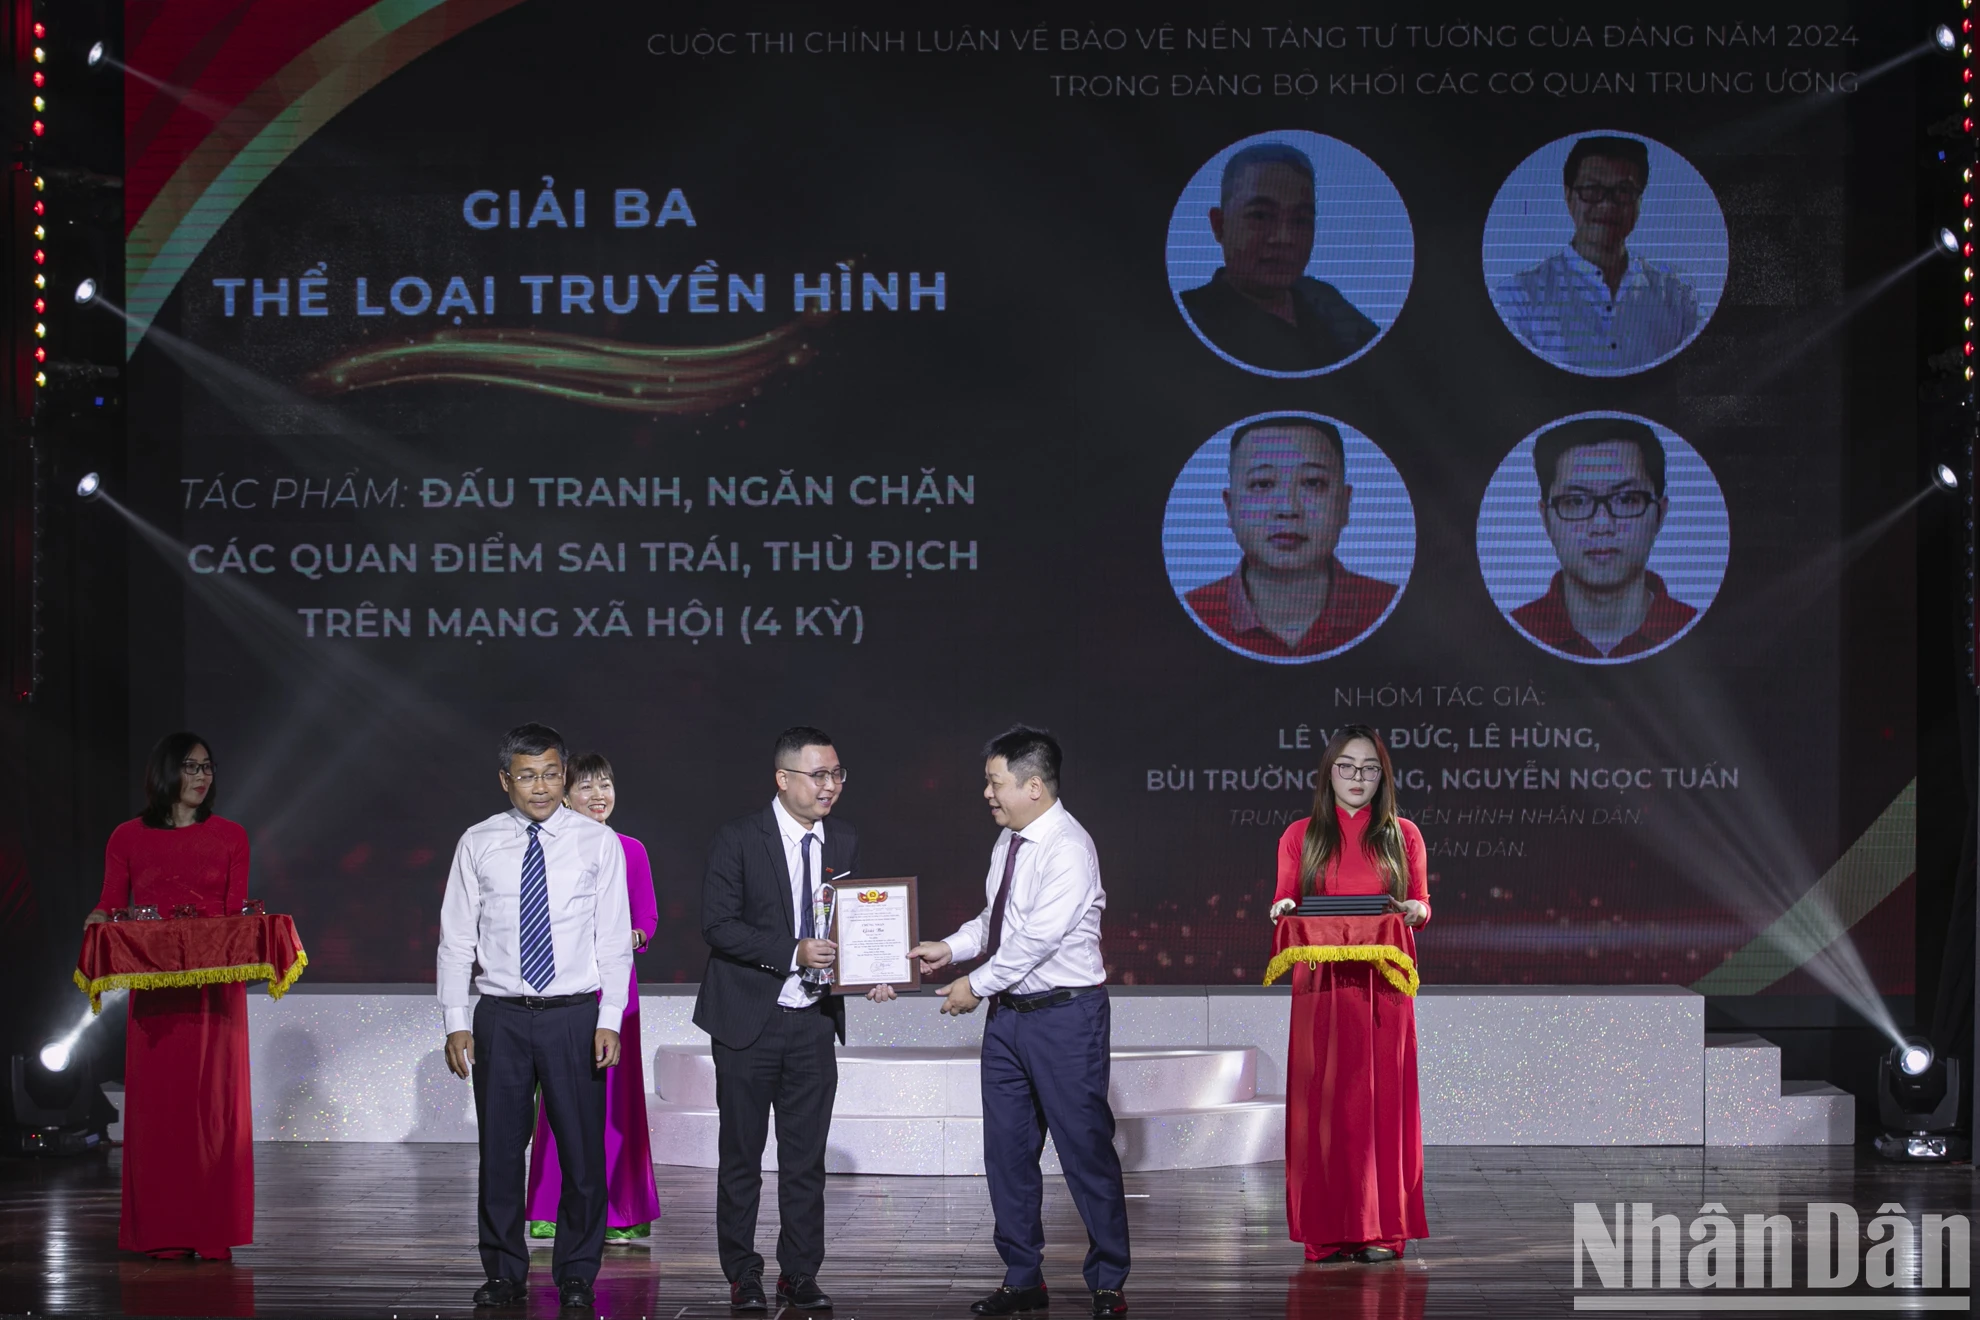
[1483,131,1729,376]
[1478,412,1729,664]
[1164,412,1415,664]
[1166,131,1414,378]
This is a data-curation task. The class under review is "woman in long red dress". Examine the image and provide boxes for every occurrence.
[1270,724,1430,1263]
[85,732,253,1259]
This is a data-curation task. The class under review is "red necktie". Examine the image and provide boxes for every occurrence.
[983,834,1026,959]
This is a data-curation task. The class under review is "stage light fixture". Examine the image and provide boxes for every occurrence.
[1940,227,1961,254]
[10,1051,107,1157]
[87,41,104,67]
[1874,1037,1968,1161]
[1936,464,1960,491]
[75,472,100,500]
[32,46,43,63]
[1939,22,1959,48]
[38,1041,69,1073]
[74,278,96,306]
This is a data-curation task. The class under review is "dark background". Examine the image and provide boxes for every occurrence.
[3,1,1970,1125]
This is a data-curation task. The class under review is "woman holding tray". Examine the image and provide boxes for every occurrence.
[1268,724,1430,1263]
[85,732,253,1259]
[525,752,662,1241]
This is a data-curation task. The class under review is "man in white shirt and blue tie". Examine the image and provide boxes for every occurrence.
[912,727,1131,1318]
[438,723,633,1312]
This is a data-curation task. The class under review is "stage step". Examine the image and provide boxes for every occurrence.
[646,1045,1283,1174]
[1703,1033,1853,1145]
[653,1044,1257,1115]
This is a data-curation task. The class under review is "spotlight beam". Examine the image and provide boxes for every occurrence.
[1683,39,1933,154]
[39,989,124,1072]
[85,490,478,833]
[1686,246,1942,400]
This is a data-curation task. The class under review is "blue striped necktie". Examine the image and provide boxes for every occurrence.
[519,821,555,991]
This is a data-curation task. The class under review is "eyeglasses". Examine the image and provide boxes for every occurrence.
[780,766,849,787]
[504,769,565,787]
[1570,182,1643,205]
[181,760,214,778]
[1332,761,1382,781]
[1547,490,1656,522]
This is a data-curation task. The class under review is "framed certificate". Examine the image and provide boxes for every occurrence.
[827,876,921,994]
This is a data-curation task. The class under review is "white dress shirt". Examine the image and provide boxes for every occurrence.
[437,805,633,1035]
[942,799,1107,998]
[1493,247,1700,373]
[770,796,834,1008]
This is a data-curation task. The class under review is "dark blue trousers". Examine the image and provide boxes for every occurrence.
[471,996,607,1286]
[980,988,1131,1291]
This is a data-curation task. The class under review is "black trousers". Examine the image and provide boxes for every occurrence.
[471,996,608,1285]
[712,1002,837,1282]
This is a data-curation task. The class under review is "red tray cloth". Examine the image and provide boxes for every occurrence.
[1263,912,1419,996]
[74,913,308,1013]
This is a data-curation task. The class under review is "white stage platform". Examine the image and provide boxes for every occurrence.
[239,985,1851,1171]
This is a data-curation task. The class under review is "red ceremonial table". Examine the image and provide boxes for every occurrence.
[74,913,308,1013]
[1263,912,1419,996]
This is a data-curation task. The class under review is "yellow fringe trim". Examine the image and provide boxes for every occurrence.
[73,949,309,1015]
[1261,944,1419,997]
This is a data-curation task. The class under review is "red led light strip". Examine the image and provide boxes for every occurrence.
[27,18,45,392]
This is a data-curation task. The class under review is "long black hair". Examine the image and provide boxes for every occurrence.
[140,731,216,829]
[1297,724,1406,900]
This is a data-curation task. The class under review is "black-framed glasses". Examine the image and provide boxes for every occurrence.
[1547,490,1656,522]
[181,760,215,778]
[1570,183,1643,205]
[780,766,848,787]
[504,768,565,787]
[1332,761,1382,782]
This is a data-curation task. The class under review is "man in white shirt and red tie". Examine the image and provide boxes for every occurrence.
[912,727,1131,1318]
[438,722,633,1312]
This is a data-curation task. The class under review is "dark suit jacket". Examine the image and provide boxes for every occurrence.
[693,805,859,1049]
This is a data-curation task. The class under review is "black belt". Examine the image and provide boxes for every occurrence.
[489,992,595,1010]
[994,984,1104,1013]
[779,998,824,1013]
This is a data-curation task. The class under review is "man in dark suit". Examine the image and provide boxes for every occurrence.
[694,726,896,1313]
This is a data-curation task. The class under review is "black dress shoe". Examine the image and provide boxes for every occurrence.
[1091,1289,1128,1316]
[730,1274,768,1311]
[472,1278,526,1307]
[777,1274,834,1308]
[557,1277,596,1310]
[971,1284,1049,1314]
[1353,1246,1400,1263]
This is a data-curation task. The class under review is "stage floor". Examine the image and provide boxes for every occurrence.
[1,1144,1972,1318]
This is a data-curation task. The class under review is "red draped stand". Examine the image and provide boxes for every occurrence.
[1266,913,1427,1258]
[75,914,308,1012]
[75,915,306,1255]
